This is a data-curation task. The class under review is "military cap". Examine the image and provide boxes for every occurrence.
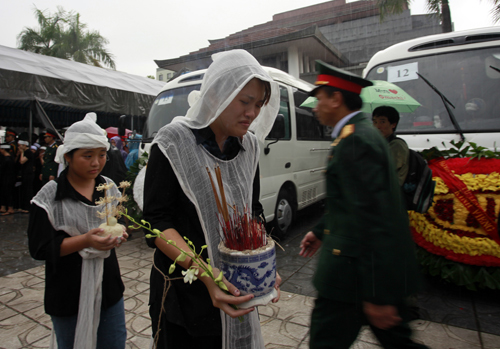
[311,60,372,96]
[44,129,58,139]
[5,128,17,137]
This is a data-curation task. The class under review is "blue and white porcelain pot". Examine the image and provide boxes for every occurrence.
[219,240,278,308]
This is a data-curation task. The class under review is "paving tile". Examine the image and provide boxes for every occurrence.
[127,314,152,336]
[127,334,153,349]
[0,314,47,348]
[1,220,500,348]
[259,292,313,327]
[0,271,34,290]
[0,289,23,306]
[6,288,44,313]
[261,317,308,348]
[474,289,500,336]
[355,326,381,346]
[22,322,52,347]
[417,287,478,331]
[410,320,482,349]
[30,333,52,348]
[23,304,50,323]
[0,304,17,322]
[481,331,500,349]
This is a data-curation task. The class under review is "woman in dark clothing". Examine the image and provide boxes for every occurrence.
[28,113,128,349]
[143,49,281,349]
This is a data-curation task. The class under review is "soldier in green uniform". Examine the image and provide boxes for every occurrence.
[299,61,428,349]
[40,129,59,185]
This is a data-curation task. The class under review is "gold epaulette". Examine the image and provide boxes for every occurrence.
[331,124,355,147]
[339,124,355,139]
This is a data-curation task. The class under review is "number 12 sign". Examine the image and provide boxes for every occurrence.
[387,62,418,83]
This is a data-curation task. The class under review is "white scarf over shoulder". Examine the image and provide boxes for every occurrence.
[32,178,120,349]
[152,49,280,349]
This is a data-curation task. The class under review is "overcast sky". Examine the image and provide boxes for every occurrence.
[1,0,498,77]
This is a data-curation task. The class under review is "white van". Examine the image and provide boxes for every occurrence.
[139,67,331,237]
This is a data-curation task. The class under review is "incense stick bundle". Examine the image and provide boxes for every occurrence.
[215,165,229,222]
[206,164,268,251]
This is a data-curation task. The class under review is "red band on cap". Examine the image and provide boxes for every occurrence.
[315,74,362,94]
[45,132,56,138]
[6,131,16,136]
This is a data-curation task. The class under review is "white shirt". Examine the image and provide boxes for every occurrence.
[331,111,361,138]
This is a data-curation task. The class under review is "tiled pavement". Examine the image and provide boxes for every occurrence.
[1,212,500,348]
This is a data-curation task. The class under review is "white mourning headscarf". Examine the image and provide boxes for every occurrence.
[55,112,110,167]
[171,49,280,142]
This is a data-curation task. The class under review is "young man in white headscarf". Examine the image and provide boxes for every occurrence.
[143,49,281,349]
[28,113,128,349]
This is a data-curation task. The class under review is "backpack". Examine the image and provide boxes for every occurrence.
[396,138,436,213]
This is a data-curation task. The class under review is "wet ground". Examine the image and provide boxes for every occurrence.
[1,204,499,348]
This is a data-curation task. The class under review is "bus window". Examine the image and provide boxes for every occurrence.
[143,84,201,140]
[266,85,291,140]
[365,48,500,134]
[293,88,331,141]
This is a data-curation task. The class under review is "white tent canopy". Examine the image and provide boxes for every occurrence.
[0,45,164,119]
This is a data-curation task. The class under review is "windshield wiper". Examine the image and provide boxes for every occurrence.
[416,72,465,142]
[490,65,500,74]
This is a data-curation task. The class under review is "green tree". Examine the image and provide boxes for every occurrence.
[492,0,500,23]
[17,7,67,57]
[63,13,115,69]
[17,7,115,69]
[377,0,500,33]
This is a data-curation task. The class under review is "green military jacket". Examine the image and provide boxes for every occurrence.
[42,142,58,180]
[312,113,420,305]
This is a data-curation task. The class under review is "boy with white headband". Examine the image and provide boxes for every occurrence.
[28,113,128,349]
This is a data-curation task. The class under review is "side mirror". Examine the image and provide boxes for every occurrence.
[264,114,285,155]
[118,115,127,136]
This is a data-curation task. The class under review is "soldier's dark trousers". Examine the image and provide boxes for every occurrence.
[310,296,429,349]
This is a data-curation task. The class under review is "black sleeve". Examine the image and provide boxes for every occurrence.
[143,144,181,247]
[27,203,67,264]
[252,165,265,223]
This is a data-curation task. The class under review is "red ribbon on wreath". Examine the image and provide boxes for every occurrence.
[429,158,500,244]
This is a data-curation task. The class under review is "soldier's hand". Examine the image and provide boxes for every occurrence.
[363,302,401,330]
[49,175,55,181]
[299,231,321,258]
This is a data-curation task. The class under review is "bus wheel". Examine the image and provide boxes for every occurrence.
[271,189,295,240]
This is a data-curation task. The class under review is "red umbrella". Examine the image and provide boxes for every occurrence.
[105,127,132,139]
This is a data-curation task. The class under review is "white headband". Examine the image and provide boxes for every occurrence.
[55,113,110,167]
[18,140,29,146]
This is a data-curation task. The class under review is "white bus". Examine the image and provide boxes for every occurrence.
[139,67,331,237]
[363,27,500,151]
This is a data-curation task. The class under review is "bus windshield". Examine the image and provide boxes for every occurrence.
[365,47,500,134]
[142,84,201,140]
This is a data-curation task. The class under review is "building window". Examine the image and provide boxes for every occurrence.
[159,74,163,81]
[167,73,172,79]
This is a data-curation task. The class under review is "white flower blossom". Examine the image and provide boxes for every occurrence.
[119,181,131,189]
[181,268,199,284]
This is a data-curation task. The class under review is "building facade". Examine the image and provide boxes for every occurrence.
[154,0,442,81]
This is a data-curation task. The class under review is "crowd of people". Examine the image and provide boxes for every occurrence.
[1,48,428,349]
[0,127,133,217]
[0,129,46,215]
